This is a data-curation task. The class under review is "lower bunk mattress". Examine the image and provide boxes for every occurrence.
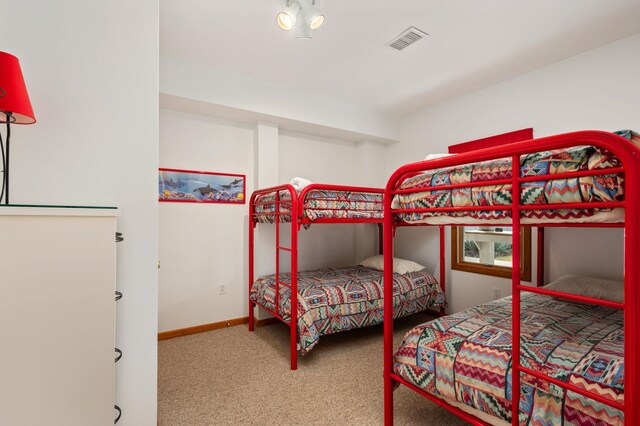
[394,294,624,425]
[250,266,446,354]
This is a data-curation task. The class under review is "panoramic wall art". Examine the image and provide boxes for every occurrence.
[159,168,245,204]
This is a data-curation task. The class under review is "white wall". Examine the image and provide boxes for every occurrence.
[253,122,279,282]
[3,1,159,425]
[390,34,640,313]
[159,109,254,332]
[279,132,378,272]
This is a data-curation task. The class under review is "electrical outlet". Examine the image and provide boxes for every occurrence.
[219,284,226,295]
[493,288,501,300]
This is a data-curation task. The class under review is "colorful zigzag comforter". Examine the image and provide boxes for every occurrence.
[392,130,640,224]
[250,266,445,354]
[394,294,624,425]
[254,189,383,223]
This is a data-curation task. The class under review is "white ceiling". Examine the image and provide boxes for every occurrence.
[161,0,640,118]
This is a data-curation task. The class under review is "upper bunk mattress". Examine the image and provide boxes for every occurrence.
[394,293,623,425]
[391,130,639,225]
[249,265,445,354]
[254,188,383,223]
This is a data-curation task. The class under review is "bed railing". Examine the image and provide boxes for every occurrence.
[298,184,384,225]
[250,183,384,225]
[383,130,640,425]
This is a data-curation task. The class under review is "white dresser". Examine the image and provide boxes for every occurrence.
[0,205,119,426]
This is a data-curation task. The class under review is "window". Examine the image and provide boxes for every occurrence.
[451,226,531,280]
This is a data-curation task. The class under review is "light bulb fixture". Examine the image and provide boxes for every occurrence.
[276,1,300,31]
[303,4,324,30]
[277,0,324,36]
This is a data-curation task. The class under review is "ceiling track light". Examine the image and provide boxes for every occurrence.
[277,0,324,37]
[276,1,299,31]
[302,1,324,30]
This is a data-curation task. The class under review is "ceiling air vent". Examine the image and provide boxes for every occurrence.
[386,27,429,51]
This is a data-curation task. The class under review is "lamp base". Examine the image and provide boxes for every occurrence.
[0,113,11,205]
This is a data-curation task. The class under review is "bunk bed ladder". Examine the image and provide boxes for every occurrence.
[510,150,637,425]
[274,190,299,370]
[248,186,299,370]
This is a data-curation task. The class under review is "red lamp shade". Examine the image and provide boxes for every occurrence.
[0,51,35,125]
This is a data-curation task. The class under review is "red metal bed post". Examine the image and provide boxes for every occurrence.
[290,188,299,371]
[275,191,281,339]
[249,198,255,332]
[439,225,446,316]
[511,154,522,426]
[536,227,544,287]
[383,185,395,426]
[623,149,640,426]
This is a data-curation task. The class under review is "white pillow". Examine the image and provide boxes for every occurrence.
[424,153,454,161]
[289,177,313,192]
[359,255,425,275]
[543,275,624,303]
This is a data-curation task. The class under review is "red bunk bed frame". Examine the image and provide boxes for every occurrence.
[382,130,640,425]
[248,183,385,370]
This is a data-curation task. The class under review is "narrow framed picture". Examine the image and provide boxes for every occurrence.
[159,168,246,204]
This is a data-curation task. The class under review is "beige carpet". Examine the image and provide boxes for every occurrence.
[158,313,469,425]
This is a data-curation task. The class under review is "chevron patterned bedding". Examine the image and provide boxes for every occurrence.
[392,130,639,224]
[250,266,446,354]
[394,293,624,425]
[254,189,383,223]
